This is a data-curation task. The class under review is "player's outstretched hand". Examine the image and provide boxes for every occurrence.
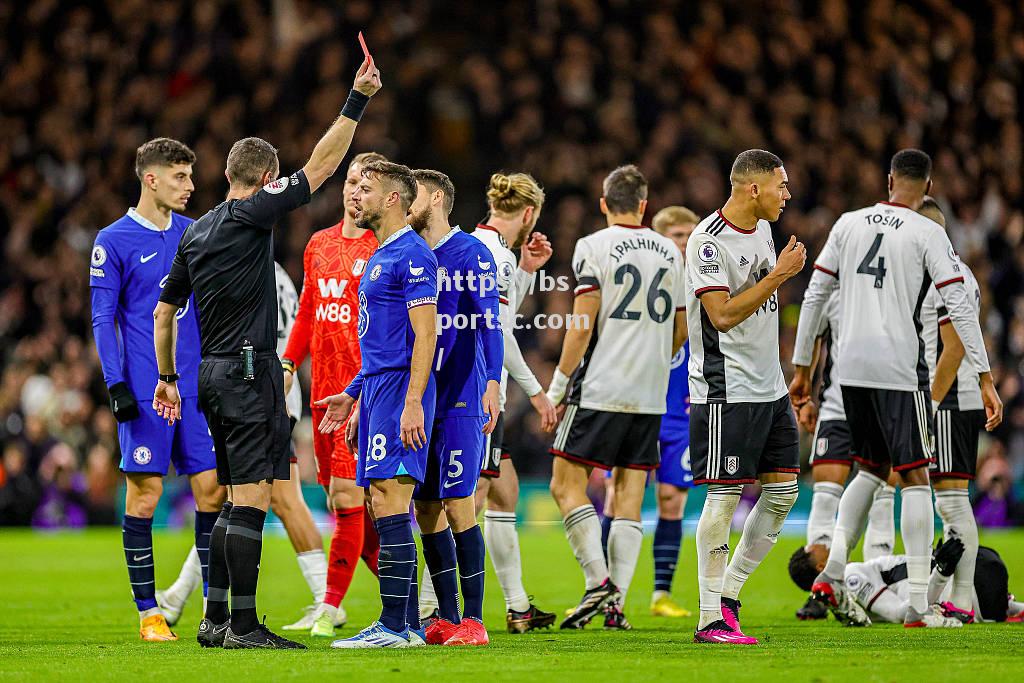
[772,235,806,281]
[315,392,355,433]
[346,401,360,454]
[980,374,1003,431]
[152,381,181,426]
[788,366,812,409]
[400,398,426,450]
[519,232,553,274]
[481,380,500,434]
[797,401,818,433]
[353,57,382,97]
[530,391,557,432]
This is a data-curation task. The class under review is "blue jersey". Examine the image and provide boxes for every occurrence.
[663,342,691,430]
[433,228,503,418]
[90,210,202,399]
[354,226,438,377]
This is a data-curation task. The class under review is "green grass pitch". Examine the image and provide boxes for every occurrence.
[2,527,1023,681]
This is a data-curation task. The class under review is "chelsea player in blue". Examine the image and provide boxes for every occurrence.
[407,170,502,647]
[316,161,439,649]
[89,138,224,641]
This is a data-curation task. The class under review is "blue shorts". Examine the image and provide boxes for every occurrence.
[119,395,216,476]
[415,415,487,501]
[356,370,436,487]
[657,417,693,489]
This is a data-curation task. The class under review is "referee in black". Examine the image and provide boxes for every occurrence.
[152,58,381,649]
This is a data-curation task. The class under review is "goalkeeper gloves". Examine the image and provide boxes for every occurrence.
[108,381,140,423]
[932,537,965,577]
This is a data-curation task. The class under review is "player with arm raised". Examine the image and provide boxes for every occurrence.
[469,172,557,633]
[280,151,386,638]
[547,166,687,631]
[153,57,381,649]
[687,150,804,645]
[408,170,502,647]
[791,149,1002,629]
[314,161,438,649]
[917,197,987,624]
[89,138,224,642]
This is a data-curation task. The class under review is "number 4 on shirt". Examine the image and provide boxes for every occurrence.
[857,233,887,288]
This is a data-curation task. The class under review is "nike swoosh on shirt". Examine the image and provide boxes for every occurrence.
[133,554,152,561]
[140,253,158,263]
[409,261,424,276]
[365,463,379,471]
[443,480,463,489]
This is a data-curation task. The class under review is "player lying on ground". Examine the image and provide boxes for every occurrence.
[686,150,806,645]
[153,57,381,650]
[791,149,1002,629]
[408,170,502,646]
[467,172,557,633]
[601,206,700,620]
[315,161,438,649]
[789,540,1024,625]
[156,262,331,629]
[281,152,387,637]
[90,137,225,642]
[547,166,687,630]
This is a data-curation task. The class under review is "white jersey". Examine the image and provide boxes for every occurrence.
[794,202,990,392]
[274,262,302,418]
[846,555,955,624]
[567,224,685,414]
[921,263,983,411]
[815,290,846,423]
[472,224,541,409]
[686,211,788,403]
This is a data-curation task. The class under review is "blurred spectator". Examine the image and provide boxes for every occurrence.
[0,0,1021,525]
[973,448,1024,528]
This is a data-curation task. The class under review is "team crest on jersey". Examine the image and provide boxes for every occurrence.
[352,259,367,276]
[370,264,383,281]
[133,446,152,465]
[500,261,514,280]
[846,574,861,590]
[698,242,719,263]
[724,455,739,475]
[816,438,829,456]
[91,245,107,267]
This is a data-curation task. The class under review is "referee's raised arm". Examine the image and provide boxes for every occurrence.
[303,57,382,194]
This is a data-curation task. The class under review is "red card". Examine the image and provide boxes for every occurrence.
[358,31,371,61]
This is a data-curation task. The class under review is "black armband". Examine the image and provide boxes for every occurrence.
[341,89,370,122]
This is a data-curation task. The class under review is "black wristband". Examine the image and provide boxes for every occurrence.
[159,373,179,383]
[341,89,370,122]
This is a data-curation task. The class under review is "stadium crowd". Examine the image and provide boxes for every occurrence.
[1,0,1022,527]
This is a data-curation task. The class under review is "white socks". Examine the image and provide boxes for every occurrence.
[695,485,741,628]
[822,471,884,581]
[419,571,439,616]
[806,481,843,546]
[563,504,608,591]
[722,481,799,600]
[900,485,935,615]
[934,488,978,610]
[608,519,644,605]
[167,545,202,600]
[296,549,327,605]
[863,485,896,561]
[484,511,530,612]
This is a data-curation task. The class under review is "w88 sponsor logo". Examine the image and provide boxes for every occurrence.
[316,302,352,323]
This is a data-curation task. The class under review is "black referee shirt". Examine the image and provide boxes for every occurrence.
[159,170,311,356]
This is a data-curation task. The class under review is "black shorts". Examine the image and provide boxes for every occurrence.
[198,354,291,486]
[841,386,934,473]
[931,408,985,479]
[288,415,298,464]
[810,419,855,467]
[549,405,660,471]
[480,412,508,478]
[690,396,799,485]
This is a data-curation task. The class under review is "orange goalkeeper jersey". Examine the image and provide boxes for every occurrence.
[283,222,377,404]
